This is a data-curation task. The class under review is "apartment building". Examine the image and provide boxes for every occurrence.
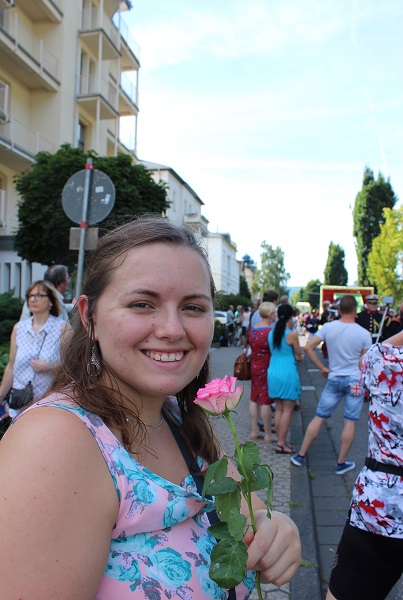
[0,0,139,295]
[140,160,241,295]
[140,160,209,238]
[205,232,240,295]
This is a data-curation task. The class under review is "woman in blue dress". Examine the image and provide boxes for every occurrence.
[268,304,304,454]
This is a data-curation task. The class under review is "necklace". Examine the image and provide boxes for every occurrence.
[125,414,164,428]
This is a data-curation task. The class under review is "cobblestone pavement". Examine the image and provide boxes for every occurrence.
[209,344,292,600]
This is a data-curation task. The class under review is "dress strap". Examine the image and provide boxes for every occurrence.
[165,418,236,600]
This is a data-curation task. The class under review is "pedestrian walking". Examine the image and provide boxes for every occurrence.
[248,301,276,443]
[291,294,372,474]
[268,304,304,455]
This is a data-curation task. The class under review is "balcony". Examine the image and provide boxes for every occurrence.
[0,114,55,170]
[119,72,138,116]
[107,119,136,158]
[80,6,120,61]
[0,10,59,90]
[77,74,119,120]
[14,0,63,23]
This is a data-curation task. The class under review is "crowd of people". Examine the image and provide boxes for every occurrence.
[226,288,403,598]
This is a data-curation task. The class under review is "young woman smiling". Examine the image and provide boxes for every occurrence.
[0,217,301,599]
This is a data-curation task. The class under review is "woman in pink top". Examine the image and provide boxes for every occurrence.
[0,217,300,599]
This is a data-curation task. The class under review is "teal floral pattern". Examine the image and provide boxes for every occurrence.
[26,394,255,599]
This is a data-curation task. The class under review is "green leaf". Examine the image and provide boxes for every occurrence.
[227,509,247,541]
[208,521,230,540]
[241,464,273,493]
[215,488,241,522]
[202,457,228,498]
[209,539,248,589]
[241,441,261,465]
[207,476,238,495]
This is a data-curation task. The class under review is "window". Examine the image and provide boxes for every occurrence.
[78,122,86,151]
[0,79,9,121]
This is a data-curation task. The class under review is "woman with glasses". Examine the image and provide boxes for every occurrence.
[0,280,66,417]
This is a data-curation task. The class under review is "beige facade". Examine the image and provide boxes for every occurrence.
[0,0,139,294]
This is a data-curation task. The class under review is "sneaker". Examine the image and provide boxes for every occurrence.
[335,461,356,475]
[290,454,304,467]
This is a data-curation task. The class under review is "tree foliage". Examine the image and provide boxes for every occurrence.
[353,166,397,285]
[256,242,290,297]
[367,207,403,303]
[301,279,322,309]
[239,275,252,300]
[14,144,169,270]
[290,289,303,306]
[323,242,348,285]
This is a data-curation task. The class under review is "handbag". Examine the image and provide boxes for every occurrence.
[234,349,251,381]
[7,381,34,410]
[6,330,47,411]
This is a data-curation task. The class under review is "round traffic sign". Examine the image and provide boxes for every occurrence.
[62,169,116,225]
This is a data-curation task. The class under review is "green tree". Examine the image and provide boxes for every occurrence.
[256,241,290,297]
[367,207,403,302]
[323,242,348,285]
[290,288,303,305]
[14,144,168,270]
[353,166,397,285]
[301,279,321,309]
[239,275,252,300]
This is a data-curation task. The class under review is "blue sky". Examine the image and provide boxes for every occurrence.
[122,0,403,287]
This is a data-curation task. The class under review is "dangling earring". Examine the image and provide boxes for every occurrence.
[87,321,101,377]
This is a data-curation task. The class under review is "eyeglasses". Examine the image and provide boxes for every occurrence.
[28,294,48,300]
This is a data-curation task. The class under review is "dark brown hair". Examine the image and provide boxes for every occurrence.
[339,294,358,314]
[26,280,60,317]
[50,216,219,465]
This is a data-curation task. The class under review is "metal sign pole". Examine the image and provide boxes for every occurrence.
[75,158,93,298]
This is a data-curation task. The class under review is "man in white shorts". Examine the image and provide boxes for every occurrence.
[290,295,372,475]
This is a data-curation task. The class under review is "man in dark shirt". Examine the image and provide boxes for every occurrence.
[356,294,382,343]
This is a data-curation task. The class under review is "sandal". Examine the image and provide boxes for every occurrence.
[275,444,294,455]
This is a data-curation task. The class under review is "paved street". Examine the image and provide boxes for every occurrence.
[209,339,403,600]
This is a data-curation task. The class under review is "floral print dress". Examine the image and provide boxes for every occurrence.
[349,343,403,538]
[22,394,256,599]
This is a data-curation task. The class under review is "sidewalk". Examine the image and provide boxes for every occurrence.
[209,341,403,600]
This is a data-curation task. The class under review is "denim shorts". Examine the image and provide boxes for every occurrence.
[316,375,364,422]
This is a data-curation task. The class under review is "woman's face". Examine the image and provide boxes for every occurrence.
[27,285,52,316]
[86,243,214,404]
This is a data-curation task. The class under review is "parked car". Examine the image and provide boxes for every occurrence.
[214,310,228,325]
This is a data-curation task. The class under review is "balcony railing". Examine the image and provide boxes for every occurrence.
[0,10,59,81]
[118,18,140,62]
[0,115,55,157]
[120,71,137,106]
[79,74,118,110]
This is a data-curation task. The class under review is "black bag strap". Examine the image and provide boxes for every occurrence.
[365,456,403,477]
[165,417,237,599]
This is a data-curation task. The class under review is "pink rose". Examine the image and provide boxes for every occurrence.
[194,376,243,415]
